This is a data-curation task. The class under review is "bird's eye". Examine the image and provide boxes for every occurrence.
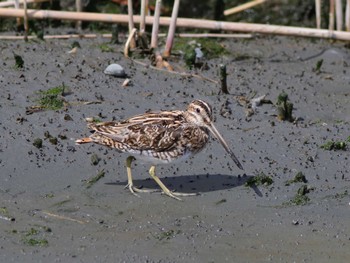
[196,108,201,113]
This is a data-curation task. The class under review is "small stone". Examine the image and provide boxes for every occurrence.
[195,47,203,59]
[64,114,73,121]
[292,220,299,225]
[85,117,94,123]
[104,64,126,77]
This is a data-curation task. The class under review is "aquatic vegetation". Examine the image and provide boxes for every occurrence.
[32,138,43,149]
[13,53,24,69]
[286,194,310,206]
[99,43,114,52]
[90,153,101,166]
[44,131,58,145]
[173,38,229,68]
[36,85,67,110]
[276,91,294,122]
[283,185,314,206]
[85,170,105,189]
[245,172,273,187]
[285,172,308,186]
[22,227,50,247]
[71,41,81,49]
[323,190,348,200]
[154,229,181,241]
[320,140,347,151]
[313,59,323,73]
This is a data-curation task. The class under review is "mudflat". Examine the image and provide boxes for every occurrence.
[1,34,349,262]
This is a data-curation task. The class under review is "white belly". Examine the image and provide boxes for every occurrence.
[126,148,195,165]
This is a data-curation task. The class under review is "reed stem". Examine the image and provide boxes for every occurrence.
[163,0,180,58]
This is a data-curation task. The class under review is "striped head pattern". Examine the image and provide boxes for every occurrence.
[186,99,213,126]
[186,99,244,170]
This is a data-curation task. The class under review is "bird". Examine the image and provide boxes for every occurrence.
[75,99,243,200]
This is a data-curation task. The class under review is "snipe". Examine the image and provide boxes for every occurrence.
[76,99,243,200]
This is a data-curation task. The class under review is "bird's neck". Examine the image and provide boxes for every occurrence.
[183,111,197,124]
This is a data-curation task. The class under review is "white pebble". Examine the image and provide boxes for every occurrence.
[104,64,126,77]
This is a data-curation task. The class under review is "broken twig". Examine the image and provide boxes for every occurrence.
[42,211,87,224]
[224,0,267,16]
[124,28,137,57]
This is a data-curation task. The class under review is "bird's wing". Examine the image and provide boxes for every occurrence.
[88,111,185,151]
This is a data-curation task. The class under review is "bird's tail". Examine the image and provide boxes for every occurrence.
[75,137,93,144]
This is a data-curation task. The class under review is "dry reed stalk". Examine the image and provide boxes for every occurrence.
[76,0,82,30]
[161,33,253,38]
[13,0,22,30]
[163,0,180,58]
[23,0,28,42]
[315,0,321,28]
[3,8,350,40]
[151,0,166,70]
[335,0,343,30]
[224,0,266,16]
[124,28,137,57]
[0,0,48,7]
[0,34,112,40]
[329,0,335,31]
[140,0,146,34]
[42,211,87,224]
[346,0,350,31]
[127,0,136,49]
[138,0,149,49]
[0,33,252,40]
[151,0,162,49]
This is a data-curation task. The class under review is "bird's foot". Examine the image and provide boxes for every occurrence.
[125,183,159,197]
[161,189,199,201]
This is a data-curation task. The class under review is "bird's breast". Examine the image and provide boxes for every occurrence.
[182,126,210,153]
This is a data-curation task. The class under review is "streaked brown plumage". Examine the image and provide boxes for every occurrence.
[76,99,243,200]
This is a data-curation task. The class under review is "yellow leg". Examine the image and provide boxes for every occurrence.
[149,165,198,201]
[125,156,158,196]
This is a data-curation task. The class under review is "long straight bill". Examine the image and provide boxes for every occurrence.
[208,123,244,170]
